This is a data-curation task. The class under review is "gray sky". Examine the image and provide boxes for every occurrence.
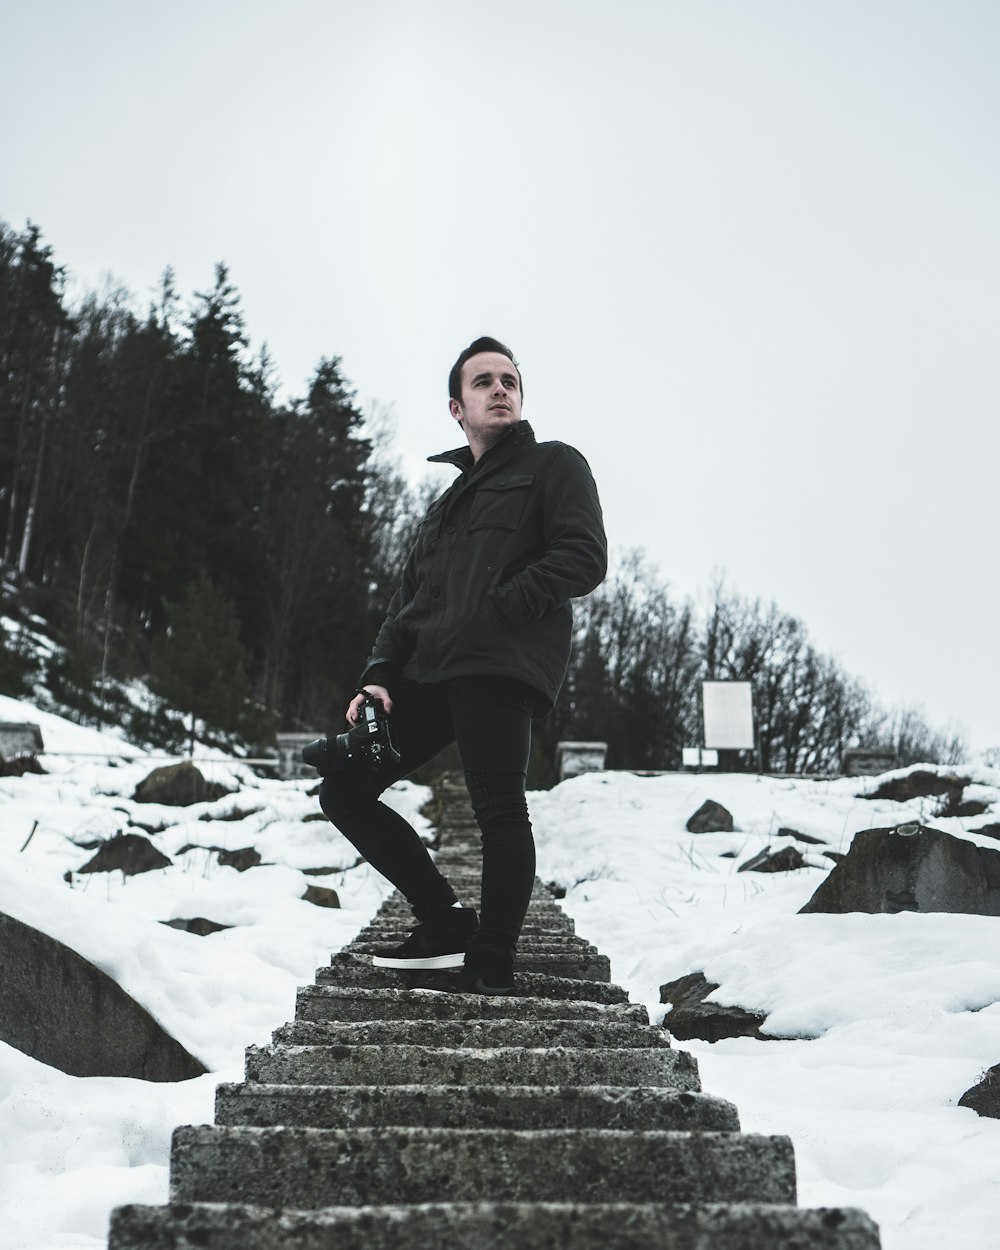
[4,0,999,750]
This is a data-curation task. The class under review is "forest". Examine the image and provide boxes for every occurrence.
[0,221,964,784]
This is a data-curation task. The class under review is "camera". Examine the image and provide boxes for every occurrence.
[301,691,401,780]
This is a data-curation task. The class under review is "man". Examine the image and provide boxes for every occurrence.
[318,336,607,993]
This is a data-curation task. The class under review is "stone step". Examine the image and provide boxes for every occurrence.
[430,877,551,896]
[244,1044,701,1089]
[375,901,570,921]
[110,1200,882,1250]
[344,939,596,958]
[169,1126,796,1207]
[294,986,648,1024]
[355,918,579,938]
[370,910,572,929]
[328,948,611,981]
[215,1082,740,1132]
[352,935,585,950]
[316,956,627,1001]
[273,1018,671,1050]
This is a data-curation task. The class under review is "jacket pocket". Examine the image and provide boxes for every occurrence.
[467,474,534,531]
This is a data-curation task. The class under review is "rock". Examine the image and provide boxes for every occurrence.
[217,846,261,872]
[739,846,807,873]
[864,769,968,809]
[778,826,825,845]
[659,972,766,1042]
[0,911,206,1080]
[161,918,233,936]
[959,1064,1000,1118]
[301,866,343,876]
[0,754,44,777]
[546,882,568,899]
[971,824,1000,841]
[78,833,172,876]
[133,762,231,807]
[824,851,846,864]
[178,843,263,871]
[955,800,991,818]
[199,805,262,823]
[800,824,1000,915]
[302,885,340,908]
[686,800,734,834]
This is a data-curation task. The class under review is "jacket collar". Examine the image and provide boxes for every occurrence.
[428,420,537,475]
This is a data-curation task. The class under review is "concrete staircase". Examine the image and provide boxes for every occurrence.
[109,773,881,1248]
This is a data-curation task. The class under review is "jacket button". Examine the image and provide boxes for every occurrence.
[432,585,442,598]
[445,525,456,534]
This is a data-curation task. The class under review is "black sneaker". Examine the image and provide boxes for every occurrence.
[459,940,515,995]
[371,907,478,970]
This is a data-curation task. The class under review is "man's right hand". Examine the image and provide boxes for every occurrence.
[346,684,393,725]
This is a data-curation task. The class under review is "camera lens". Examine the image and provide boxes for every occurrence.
[301,738,329,771]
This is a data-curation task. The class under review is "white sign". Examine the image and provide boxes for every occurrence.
[702,682,754,750]
[682,747,719,767]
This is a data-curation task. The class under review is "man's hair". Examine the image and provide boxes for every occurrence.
[448,336,523,404]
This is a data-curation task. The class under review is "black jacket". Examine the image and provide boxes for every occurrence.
[360,421,607,710]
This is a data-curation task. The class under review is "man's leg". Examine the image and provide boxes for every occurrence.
[318,679,460,920]
[447,676,538,978]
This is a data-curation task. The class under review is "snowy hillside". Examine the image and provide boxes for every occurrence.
[1,697,999,1249]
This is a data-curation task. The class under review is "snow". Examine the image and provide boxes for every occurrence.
[531,770,1000,1250]
[2,701,999,1249]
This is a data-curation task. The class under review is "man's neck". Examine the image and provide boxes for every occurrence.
[468,420,522,463]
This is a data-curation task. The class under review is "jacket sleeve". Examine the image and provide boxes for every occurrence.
[491,444,607,628]
[358,545,419,687]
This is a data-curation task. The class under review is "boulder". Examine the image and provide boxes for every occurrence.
[686,800,734,834]
[161,918,232,936]
[959,1065,1000,1119]
[301,866,344,876]
[739,846,807,873]
[971,824,1000,841]
[0,754,44,777]
[217,846,261,872]
[778,826,825,845]
[955,800,990,818]
[864,769,968,809]
[178,843,264,871]
[0,911,206,1080]
[133,762,231,807]
[78,833,171,876]
[800,824,1000,915]
[302,885,340,908]
[659,972,766,1042]
[198,804,262,823]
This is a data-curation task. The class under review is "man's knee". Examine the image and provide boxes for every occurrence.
[318,773,376,822]
[464,769,530,829]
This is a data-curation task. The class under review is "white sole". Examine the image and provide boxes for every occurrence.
[371,952,466,970]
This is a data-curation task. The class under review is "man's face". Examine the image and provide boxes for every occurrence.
[449,351,523,450]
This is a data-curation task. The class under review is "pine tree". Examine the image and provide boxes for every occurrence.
[257,357,376,725]
[0,222,74,576]
[150,573,251,752]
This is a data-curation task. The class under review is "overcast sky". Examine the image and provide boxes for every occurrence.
[4,0,999,751]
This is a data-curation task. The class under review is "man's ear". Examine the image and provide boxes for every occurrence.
[449,397,464,425]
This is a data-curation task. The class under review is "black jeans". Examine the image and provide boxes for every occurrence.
[318,675,538,951]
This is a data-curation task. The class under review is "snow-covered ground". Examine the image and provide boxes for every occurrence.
[1,695,999,1249]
